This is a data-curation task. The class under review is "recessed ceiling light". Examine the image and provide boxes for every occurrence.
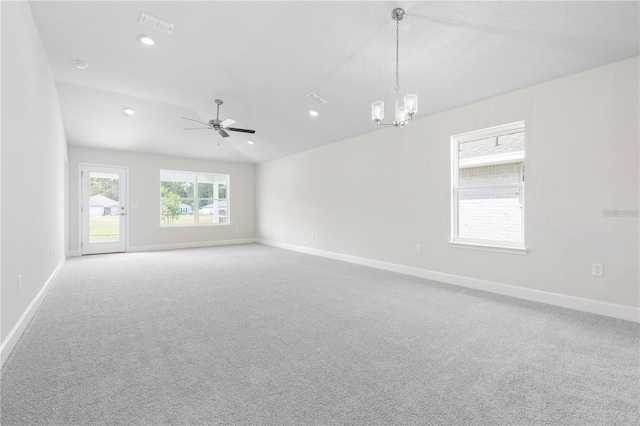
[309,110,319,117]
[123,108,135,115]
[139,35,155,45]
[74,60,88,70]
[247,140,255,145]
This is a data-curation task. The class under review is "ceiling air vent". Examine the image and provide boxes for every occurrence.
[306,92,328,106]
[139,12,174,34]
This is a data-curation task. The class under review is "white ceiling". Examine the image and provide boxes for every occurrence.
[29,1,639,164]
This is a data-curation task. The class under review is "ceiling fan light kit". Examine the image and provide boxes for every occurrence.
[182,99,256,139]
[372,8,418,128]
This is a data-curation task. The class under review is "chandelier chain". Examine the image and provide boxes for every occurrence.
[395,19,400,93]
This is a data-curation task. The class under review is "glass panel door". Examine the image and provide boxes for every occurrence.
[81,165,127,254]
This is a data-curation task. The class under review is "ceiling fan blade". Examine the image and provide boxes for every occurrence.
[227,127,256,134]
[220,118,236,128]
[181,117,212,127]
[217,129,230,138]
[184,127,214,130]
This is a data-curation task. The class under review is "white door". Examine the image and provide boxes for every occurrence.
[81,164,127,255]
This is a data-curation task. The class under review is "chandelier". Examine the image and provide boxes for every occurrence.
[371,8,417,128]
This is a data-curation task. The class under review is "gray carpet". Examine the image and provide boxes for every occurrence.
[1,244,638,425]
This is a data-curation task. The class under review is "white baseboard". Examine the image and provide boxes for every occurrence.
[128,238,257,253]
[1,258,66,368]
[258,239,639,323]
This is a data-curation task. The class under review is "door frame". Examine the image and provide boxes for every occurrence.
[78,162,129,255]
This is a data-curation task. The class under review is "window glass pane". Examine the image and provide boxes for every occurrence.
[457,187,522,243]
[90,173,120,202]
[198,199,214,225]
[197,174,216,184]
[217,183,228,199]
[89,215,120,243]
[161,171,194,198]
[459,131,524,161]
[215,175,229,199]
[199,214,214,225]
[161,183,194,198]
[198,182,214,199]
[89,172,120,243]
[459,162,523,188]
[162,198,194,225]
[198,174,227,199]
[198,199,227,224]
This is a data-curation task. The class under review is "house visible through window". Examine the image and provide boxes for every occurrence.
[160,170,229,226]
[451,122,525,250]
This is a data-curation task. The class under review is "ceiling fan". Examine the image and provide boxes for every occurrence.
[182,99,256,138]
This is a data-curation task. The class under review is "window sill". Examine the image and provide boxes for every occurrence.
[159,224,231,229]
[448,241,528,255]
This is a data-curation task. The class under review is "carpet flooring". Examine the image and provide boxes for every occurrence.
[1,244,638,425]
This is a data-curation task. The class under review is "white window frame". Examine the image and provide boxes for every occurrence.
[160,170,230,227]
[449,121,527,255]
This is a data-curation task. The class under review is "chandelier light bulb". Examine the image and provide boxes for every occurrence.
[404,94,418,115]
[372,101,384,121]
[395,106,408,124]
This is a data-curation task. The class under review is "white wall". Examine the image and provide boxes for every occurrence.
[68,147,256,253]
[257,57,639,312]
[1,2,68,343]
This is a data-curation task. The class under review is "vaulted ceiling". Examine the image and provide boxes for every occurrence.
[29,1,639,164]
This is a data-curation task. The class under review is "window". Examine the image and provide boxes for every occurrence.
[160,170,229,226]
[451,122,526,253]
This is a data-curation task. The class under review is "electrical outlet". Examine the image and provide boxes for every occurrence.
[18,275,22,291]
[311,232,315,239]
[592,263,604,277]
[302,231,305,238]
[147,230,152,236]
[416,244,422,253]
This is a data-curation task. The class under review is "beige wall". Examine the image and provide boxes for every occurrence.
[257,57,639,309]
[68,148,256,253]
[1,2,68,342]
